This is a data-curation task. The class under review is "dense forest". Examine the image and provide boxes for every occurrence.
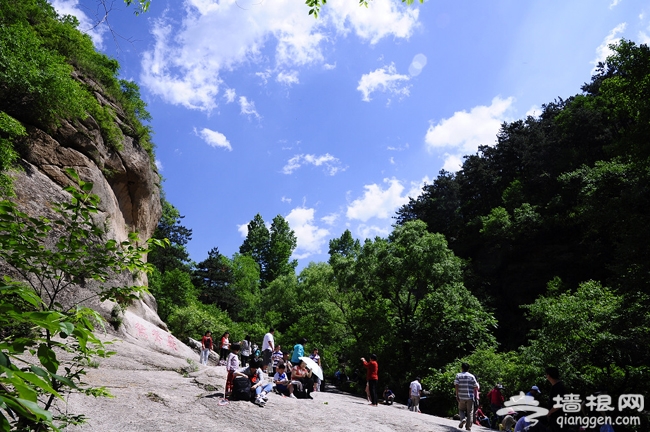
[147,40,650,431]
[1,0,649,430]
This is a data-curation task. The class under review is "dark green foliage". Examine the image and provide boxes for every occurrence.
[148,268,196,321]
[0,112,23,195]
[239,214,269,273]
[0,0,156,184]
[239,213,297,288]
[394,41,650,429]
[397,40,650,351]
[327,222,496,393]
[148,199,192,273]
[193,247,235,309]
[0,21,94,126]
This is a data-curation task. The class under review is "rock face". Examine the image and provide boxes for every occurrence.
[4,76,189,357]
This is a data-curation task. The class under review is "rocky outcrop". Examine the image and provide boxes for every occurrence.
[4,75,188,356]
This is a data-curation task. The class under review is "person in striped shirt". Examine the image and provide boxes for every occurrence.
[454,362,479,431]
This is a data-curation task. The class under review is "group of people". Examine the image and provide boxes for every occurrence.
[201,333,614,432]
[201,328,323,407]
[453,364,607,432]
[199,331,236,365]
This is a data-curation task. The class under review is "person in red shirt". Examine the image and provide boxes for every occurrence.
[487,384,505,417]
[361,354,379,406]
[200,331,212,365]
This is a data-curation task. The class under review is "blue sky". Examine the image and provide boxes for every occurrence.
[53,0,650,268]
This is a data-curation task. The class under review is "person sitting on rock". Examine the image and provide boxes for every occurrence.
[235,359,273,407]
[291,360,314,399]
[383,386,395,405]
[273,363,296,398]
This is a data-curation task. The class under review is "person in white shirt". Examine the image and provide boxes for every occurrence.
[261,327,275,372]
[455,362,479,431]
[409,377,422,412]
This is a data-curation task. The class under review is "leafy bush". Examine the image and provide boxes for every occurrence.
[0,0,156,172]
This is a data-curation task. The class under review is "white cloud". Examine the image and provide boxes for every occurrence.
[285,207,330,259]
[281,196,292,203]
[237,223,248,237]
[239,96,261,120]
[321,213,340,226]
[195,127,232,151]
[50,0,107,48]
[326,0,419,44]
[140,0,419,111]
[346,177,428,222]
[282,153,344,175]
[357,63,410,102]
[424,96,514,171]
[256,70,272,85]
[155,159,163,171]
[592,23,627,73]
[323,62,337,70]
[609,0,622,9]
[224,88,236,103]
[639,31,650,45]
[276,70,300,86]
[441,154,463,172]
[526,105,541,118]
[389,156,395,165]
[356,223,390,239]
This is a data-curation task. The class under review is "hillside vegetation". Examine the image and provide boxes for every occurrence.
[1,0,649,430]
[149,41,650,432]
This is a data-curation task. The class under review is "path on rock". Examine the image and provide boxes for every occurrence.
[65,336,488,432]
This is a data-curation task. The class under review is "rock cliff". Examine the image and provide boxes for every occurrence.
[5,73,194,359]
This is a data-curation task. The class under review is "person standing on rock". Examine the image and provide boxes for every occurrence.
[240,335,252,367]
[309,348,321,391]
[361,354,379,406]
[261,327,275,372]
[200,331,212,365]
[455,362,479,431]
[291,338,307,364]
[225,343,241,397]
[409,377,422,412]
[219,331,230,364]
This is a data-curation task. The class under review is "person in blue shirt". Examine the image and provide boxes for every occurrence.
[291,338,307,363]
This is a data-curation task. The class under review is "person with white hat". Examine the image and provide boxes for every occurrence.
[526,385,542,397]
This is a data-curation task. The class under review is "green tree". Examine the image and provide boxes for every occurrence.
[148,199,192,273]
[267,215,298,282]
[239,214,297,288]
[229,253,261,323]
[193,247,234,309]
[148,267,196,322]
[239,214,269,282]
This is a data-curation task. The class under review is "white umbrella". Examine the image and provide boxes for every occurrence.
[299,356,324,380]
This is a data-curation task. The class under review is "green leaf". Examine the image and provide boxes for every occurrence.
[0,352,9,368]
[59,321,74,337]
[37,344,59,374]
[14,371,61,399]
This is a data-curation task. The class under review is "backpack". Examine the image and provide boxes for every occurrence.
[231,376,252,401]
